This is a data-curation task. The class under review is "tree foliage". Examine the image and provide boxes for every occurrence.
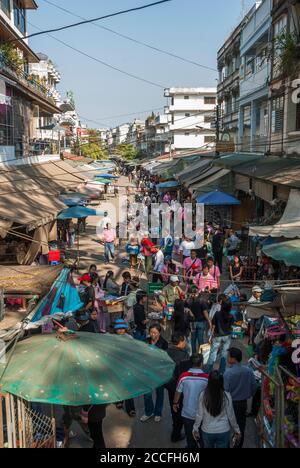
[114,144,138,160]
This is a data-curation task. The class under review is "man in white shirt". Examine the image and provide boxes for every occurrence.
[153,246,165,283]
[179,236,195,261]
[99,212,112,232]
[173,354,208,449]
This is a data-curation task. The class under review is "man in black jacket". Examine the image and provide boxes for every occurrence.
[166,334,191,443]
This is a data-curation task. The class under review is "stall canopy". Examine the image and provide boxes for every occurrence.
[190,168,230,192]
[263,240,300,267]
[157,181,180,189]
[249,189,300,238]
[176,159,211,185]
[0,160,90,231]
[196,190,241,206]
[0,265,62,296]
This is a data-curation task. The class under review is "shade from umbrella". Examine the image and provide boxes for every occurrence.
[58,206,98,219]
[263,239,300,267]
[0,333,175,406]
[60,196,87,207]
[196,190,241,206]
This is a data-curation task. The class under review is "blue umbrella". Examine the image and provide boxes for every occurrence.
[58,207,104,261]
[58,206,98,220]
[196,190,241,206]
[95,174,118,179]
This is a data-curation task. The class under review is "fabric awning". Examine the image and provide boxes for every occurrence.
[0,191,66,230]
[189,169,230,191]
[249,189,300,238]
[263,240,300,267]
[176,159,211,183]
[0,161,86,230]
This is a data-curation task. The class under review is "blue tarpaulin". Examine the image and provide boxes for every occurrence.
[196,190,241,206]
[58,206,98,219]
[30,268,84,324]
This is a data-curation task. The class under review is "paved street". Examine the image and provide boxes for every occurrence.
[64,177,259,449]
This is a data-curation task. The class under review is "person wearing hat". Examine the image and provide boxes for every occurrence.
[249,286,263,303]
[248,286,264,347]
[78,274,95,314]
[114,319,136,417]
[161,276,185,307]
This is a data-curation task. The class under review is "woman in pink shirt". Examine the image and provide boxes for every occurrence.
[194,265,214,292]
[207,256,221,290]
[183,250,202,282]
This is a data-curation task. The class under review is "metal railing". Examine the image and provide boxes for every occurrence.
[0,56,56,105]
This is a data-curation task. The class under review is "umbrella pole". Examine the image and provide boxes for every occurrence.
[77,225,80,265]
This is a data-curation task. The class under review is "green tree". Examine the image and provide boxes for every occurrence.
[73,129,108,160]
[115,144,138,160]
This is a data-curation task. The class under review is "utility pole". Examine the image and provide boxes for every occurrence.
[215,104,220,157]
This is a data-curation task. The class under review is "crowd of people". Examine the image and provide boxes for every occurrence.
[53,164,276,449]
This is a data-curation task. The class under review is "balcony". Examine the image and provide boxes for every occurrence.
[240,0,272,56]
[240,63,269,100]
[217,69,240,95]
[0,57,60,113]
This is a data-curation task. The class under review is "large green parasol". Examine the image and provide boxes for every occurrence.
[0,333,175,406]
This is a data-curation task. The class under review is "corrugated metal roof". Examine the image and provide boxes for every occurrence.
[176,159,211,182]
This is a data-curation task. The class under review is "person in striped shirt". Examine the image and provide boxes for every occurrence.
[173,354,208,449]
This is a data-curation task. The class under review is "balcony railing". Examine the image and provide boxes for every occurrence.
[0,56,57,105]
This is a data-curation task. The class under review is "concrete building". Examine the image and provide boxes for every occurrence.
[217,18,245,148]
[164,87,217,152]
[238,0,272,153]
[269,0,300,157]
[0,0,61,163]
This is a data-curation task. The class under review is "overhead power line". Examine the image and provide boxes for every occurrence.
[41,0,217,73]
[27,21,167,89]
[12,0,174,42]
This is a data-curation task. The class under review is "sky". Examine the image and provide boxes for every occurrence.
[28,0,254,129]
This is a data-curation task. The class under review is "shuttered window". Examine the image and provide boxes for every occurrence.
[271,97,284,133]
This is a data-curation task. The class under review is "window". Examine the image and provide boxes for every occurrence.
[204,97,216,105]
[0,85,13,146]
[185,113,191,117]
[204,115,214,123]
[14,1,26,35]
[184,132,190,136]
[271,96,284,133]
[184,96,190,100]
[0,0,11,17]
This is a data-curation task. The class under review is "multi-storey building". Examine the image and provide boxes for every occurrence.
[269,0,300,156]
[0,0,61,162]
[238,0,272,153]
[164,87,217,152]
[217,18,245,147]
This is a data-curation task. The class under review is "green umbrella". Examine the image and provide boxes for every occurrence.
[0,333,175,406]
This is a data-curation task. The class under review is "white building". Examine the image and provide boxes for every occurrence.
[164,87,217,151]
[29,53,63,150]
[116,123,130,145]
